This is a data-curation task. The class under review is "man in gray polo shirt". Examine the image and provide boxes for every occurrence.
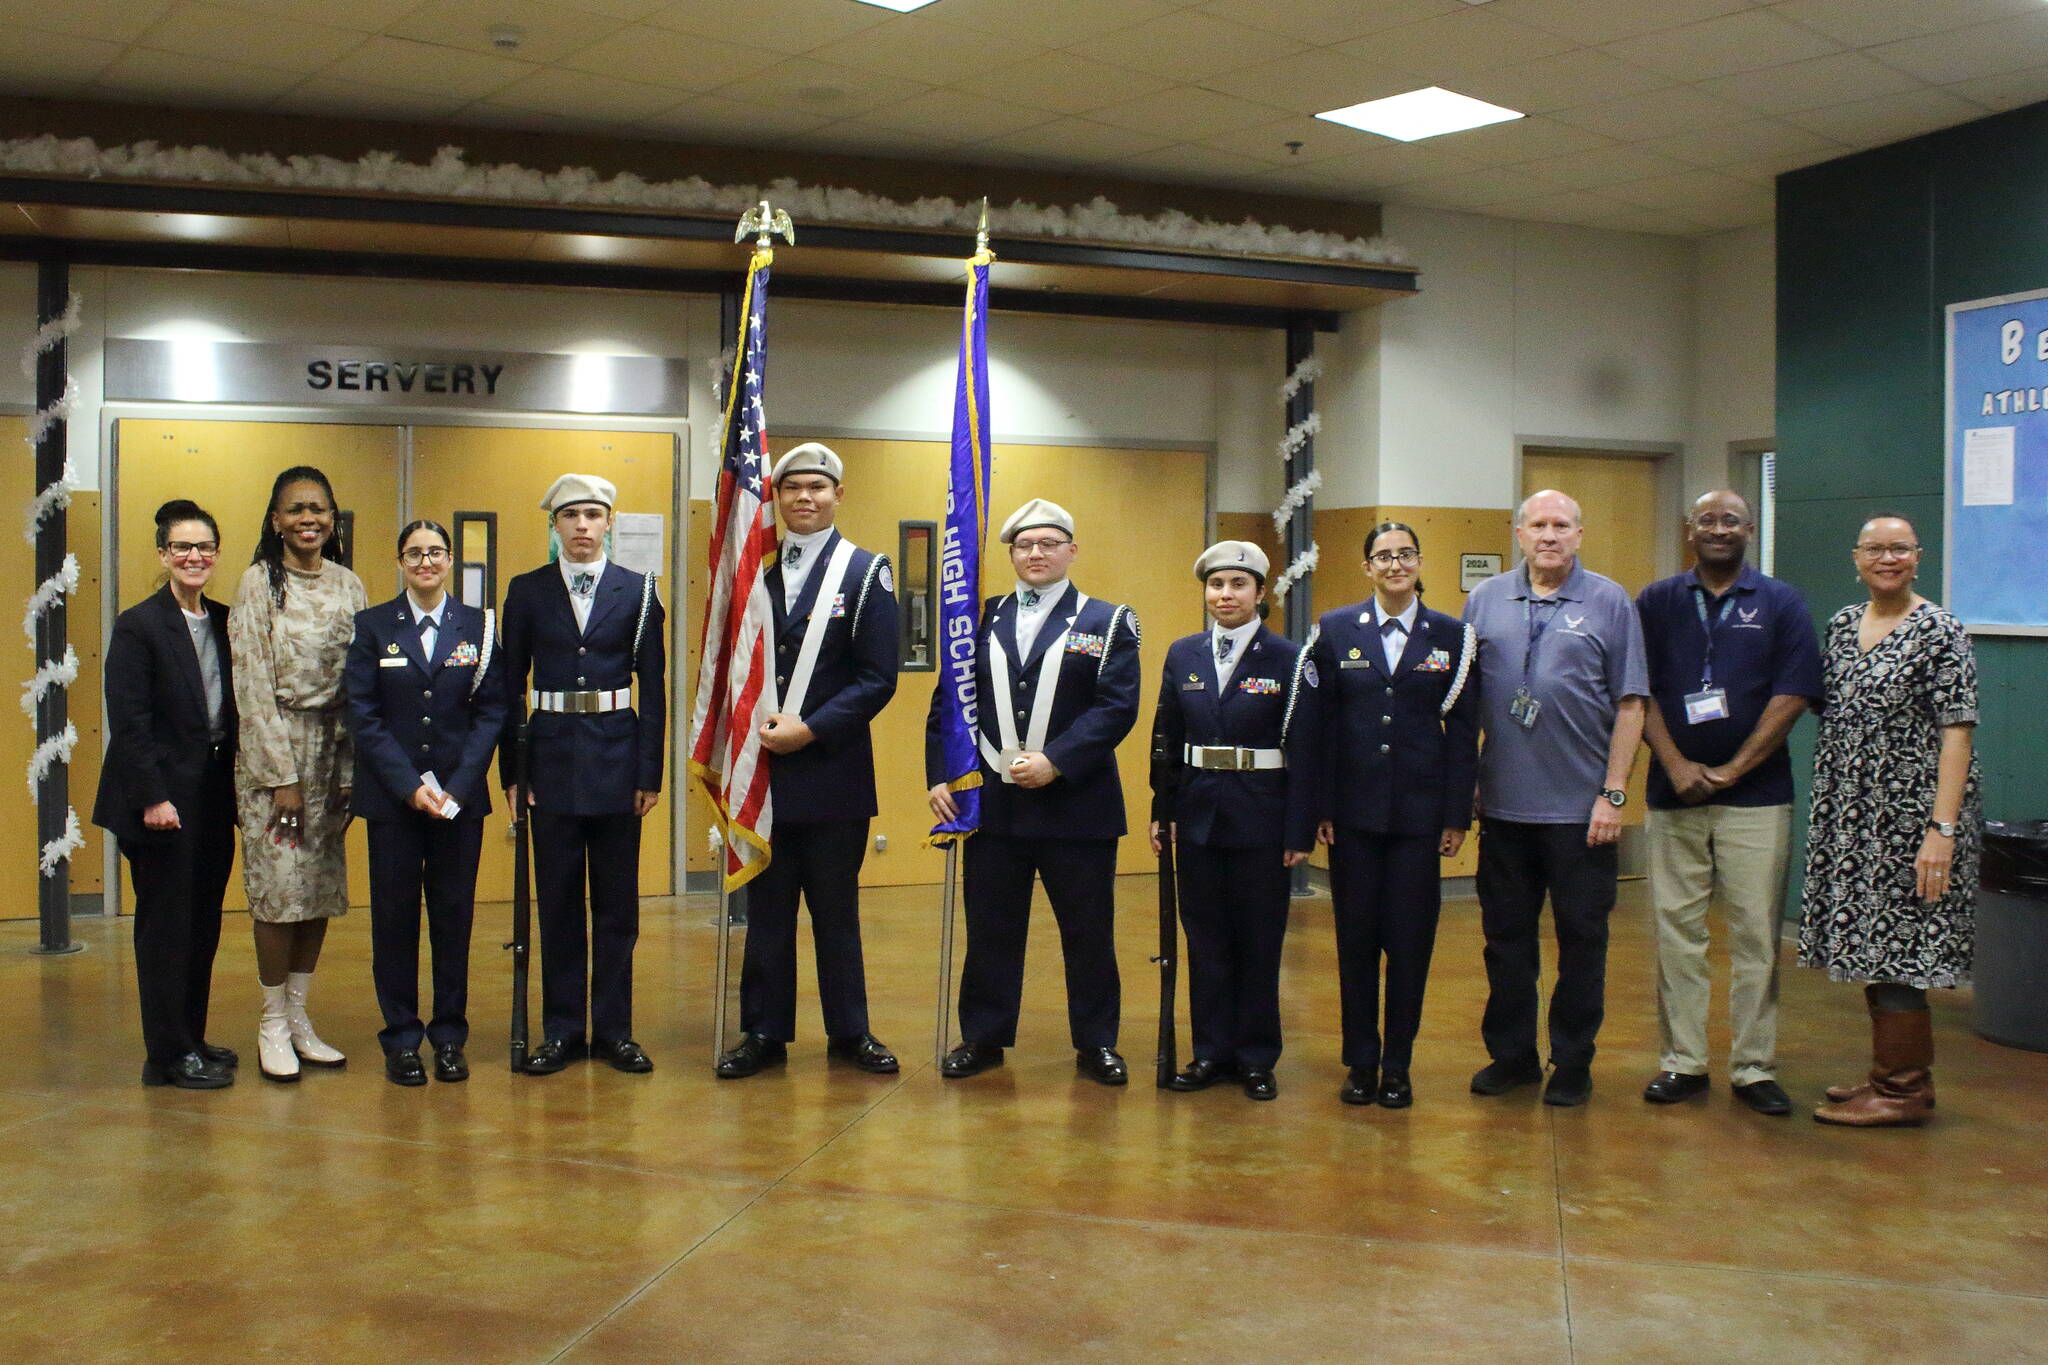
[1461,490,1647,1107]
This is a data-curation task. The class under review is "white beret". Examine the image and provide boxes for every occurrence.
[999,498,1075,544]
[540,473,616,513]
[1194,540,1270,582]
[770,442,844,485]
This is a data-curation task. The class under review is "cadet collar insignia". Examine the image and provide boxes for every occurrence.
[387,642,400,655]
[1347,646,1361,660]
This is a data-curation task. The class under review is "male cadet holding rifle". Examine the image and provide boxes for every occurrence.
[926,498,1142,1085]
[717,442,901,1078]
[501,473,665,1076]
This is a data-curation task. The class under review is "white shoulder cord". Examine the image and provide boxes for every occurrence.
[1440,621,1476,716]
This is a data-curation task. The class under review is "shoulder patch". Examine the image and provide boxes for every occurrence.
[878,560,894,594]
[1303,659,1319,689]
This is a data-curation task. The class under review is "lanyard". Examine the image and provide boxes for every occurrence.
[1691,585,1738,686]
[1523,594,1561,685]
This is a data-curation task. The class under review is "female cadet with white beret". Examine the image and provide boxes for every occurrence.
[1148,541,1320,1101]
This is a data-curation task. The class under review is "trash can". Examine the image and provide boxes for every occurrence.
[1974,820,2048,1053]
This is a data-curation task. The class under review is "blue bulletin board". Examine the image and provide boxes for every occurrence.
[1946,287,2048,635]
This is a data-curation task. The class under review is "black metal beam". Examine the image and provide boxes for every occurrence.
[31,256,80,955]
[1283,316,1317,900]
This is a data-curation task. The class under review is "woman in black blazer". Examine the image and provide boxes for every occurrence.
[94,500,239,1089]
[343,520,506,1087]
[1310,522,1481,1109]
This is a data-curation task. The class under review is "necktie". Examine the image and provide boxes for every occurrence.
[572,572,595,599]
[785,543,803,570]
[419,615,436,637]
[1022,589,1041,609]
[1216,636,1235,663]
[1381,618,1405,639]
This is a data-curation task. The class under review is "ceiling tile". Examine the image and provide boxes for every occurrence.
[1425,116,1615,167]
[1117,143,1278,186]
[206,0,426,28]
[1867,8,2048,84]
[1480,186,1639,225]
[450,105,634,136]
[1600,167,1767,209]
[643,0,887,54]
[808,14,1042,83]
[921,0,1183,48]
[1784,85,1994,145]
[1338,9,1579,77]
[0,30,123,85]
[387,0,627,66]
[1717,148,1848,183]
[1644,117,1847,167]
[1448,47,1672,115]
[858,89,1058,143]
[1079,12,1308,84]
[1200,48,1422,118]
[564,0,671,18]
[1602,9,1842,80]
[320,36,532,103]
[94,47,305,105]
[707,56,932,119]
[483,67,690,123]
[1514,143,1699,189]
[634,94,838,142]
[0,0,173,44]
[270,78,471,121]
[137,3,367,76]
[1673,196,1779,230]
[967,117,1174,165]
[1943,63,2048,112]
[1588,206,1712,235]
[1697,51,1926,114]
[1549,85,1753,140]
[1202,116,1388,167]
[1194,0,1465,46]
[1263,139,1479,190]
[1768,0,2044,49]
[562,25,786,92]
[1482,0,1752,46]
[1378,165,1568,209]
[957,50,1176,116]
[1086,86,1296,140]
[798,118,969,158]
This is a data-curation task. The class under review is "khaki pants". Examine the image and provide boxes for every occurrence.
[1647,804,1790,1086]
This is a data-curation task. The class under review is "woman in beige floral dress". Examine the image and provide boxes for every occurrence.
[228,466,368,1082]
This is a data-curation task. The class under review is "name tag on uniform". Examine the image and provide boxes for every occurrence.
[1237,676,1281,695]
[379,656,408,668]
[1684,687,1730,724]
[1339,659,1371,670]
[1181,672,1206,691]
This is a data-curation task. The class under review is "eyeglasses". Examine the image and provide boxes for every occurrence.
[1854,543,1920,560]
[1691,513,1748,531]
[1011,537,1071,555]
[1368,548,1420,567]
[164,541,219,560]
[400,548,452,566]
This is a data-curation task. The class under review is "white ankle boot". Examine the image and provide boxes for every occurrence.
[284,971,346,1067]
[258,982,300,1082]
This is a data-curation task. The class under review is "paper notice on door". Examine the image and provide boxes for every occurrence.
[1962,426,2015,506]
[612,512,665,575]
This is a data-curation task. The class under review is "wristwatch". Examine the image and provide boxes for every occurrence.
[1600,787,1628,808]
[1927,819,1958,838]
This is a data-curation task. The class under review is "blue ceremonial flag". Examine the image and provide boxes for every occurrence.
[928,244,995,846]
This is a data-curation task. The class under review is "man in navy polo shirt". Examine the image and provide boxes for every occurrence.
[1635,490,1822,1116]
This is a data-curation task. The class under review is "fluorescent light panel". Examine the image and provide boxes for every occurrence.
[1316,86,1523,142]
[851,0,943,11]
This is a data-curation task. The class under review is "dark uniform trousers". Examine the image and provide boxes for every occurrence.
[1476,818,1617,1070]
[1327,830,1440,1072]
[1176,843,1288,1069]
[741,819,872,1041]
[534,811,642,1045]
[960,834,1120,1050]
[368,815,485,1052]
[123,753,235,1065]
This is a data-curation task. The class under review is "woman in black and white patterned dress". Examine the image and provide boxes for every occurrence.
[1799,514,1980,1128]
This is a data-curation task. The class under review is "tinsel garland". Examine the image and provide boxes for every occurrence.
[26,721,77,797]
[1269,354,1322,601]
[40,808,83,876]
[22,553,78,643]
[20,292,83,878]
[19,644,78,715]
[0,136,1408,268]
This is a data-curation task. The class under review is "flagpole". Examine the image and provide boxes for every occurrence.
[933,843,958,1066]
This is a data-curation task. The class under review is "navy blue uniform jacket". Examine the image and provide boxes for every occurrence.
[344,594,508,823]
[765,532,899,823]
[1148,625,1321,851]
[497,561,667,815]
[93,587,237,845]
[924,589,1141,840]
[1312,601,1481,836]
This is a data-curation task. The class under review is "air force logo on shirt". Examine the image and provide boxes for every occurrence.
[1733,605,1766,630]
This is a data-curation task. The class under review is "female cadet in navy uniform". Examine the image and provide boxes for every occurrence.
[499,473,666,1076]
[1312,521,1480,1108]
[344,520,506,1086]
[1148,541,1320,1101]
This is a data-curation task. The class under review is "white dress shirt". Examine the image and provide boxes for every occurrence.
[1210,619,1260,691]
[408,590,446,661]
[1371,596,1419,672]
[559,554,607,633]
[1012,578,1070,659]
[778,527,832,611]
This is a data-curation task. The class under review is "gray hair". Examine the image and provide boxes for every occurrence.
[1515,489,1582,528]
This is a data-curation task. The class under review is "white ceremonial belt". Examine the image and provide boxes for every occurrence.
[530,687,631,714]
[1184,744,1285,771]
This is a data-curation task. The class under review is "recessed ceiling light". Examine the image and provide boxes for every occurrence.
[1316,86,1523,142]
[851,0,943,11]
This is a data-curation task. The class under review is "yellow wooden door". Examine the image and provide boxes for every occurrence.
[408,426,676,901]
[115,418,402,912]
[1521,448,1663,824]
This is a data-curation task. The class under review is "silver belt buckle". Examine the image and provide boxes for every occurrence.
[1197,745,1240,770]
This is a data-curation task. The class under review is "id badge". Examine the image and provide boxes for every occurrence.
[1509,686,1541,730]
[1684,687,1730,725]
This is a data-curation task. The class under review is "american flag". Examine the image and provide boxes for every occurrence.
[688,248,778,889]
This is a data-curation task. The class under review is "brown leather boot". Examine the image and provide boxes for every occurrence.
[1814,1008,1934,1127]
[1825,998,1937,1108]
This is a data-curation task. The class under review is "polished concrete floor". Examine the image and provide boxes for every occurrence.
[3,877,2045,1363]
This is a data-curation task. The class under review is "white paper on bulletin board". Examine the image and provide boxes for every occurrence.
[612,513,665,576]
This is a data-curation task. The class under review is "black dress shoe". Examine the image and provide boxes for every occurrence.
[1339,1066,1377,1106]
[1643,1070,1710,1104]
[827,1033,899,1074]
[1543,1064,1593,1107]
[141,1052,233,1089]
[197,1041,239,1069]
[941,1042,1004,1078]
[716,1033,788,1078]
[1076,1046,1128,1086]
[1733,1078,1793,1115]
[1240,1068,1277,1101]
[433,1045,469,1083]
[1168,1058,1232,1092]
[385,1049,428,1087]
[1471,1055,1544,1095]
[1376,1069,1414,1109]
[592,1038,654,1073]
[521,1037,587,1075]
